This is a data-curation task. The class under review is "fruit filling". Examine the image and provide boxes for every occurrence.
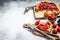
[35,20,60,34]
[35,20,50,32]
[36,2,59,12]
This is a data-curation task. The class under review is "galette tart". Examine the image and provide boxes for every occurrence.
[35,1,60,18]
[35,20,53,33]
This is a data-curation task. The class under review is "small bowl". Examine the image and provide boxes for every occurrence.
[58,23,60,26]
[57,19,60,26]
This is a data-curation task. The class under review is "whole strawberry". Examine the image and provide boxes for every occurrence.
[57,27,60,32]
[48,15,56,20]
[53,23,57,28]
[53,28,58,34]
